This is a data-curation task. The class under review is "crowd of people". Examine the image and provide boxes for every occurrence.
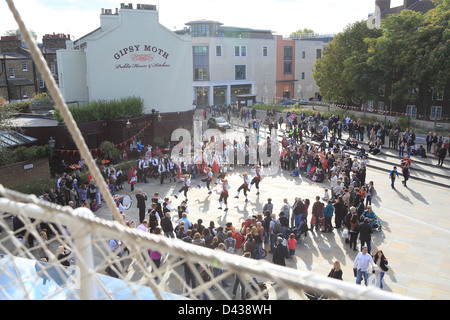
[100,107,397,295]
[24,105,448,297]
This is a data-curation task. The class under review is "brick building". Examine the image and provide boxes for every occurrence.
[0,33,69,102]
[369,0,448,120]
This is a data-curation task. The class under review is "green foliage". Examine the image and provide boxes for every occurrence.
[0,145,52,167]
[313,20,382,105]
[9,177,57,196]
[6,100,32,113]
[289,28,315,38]
[100,141,121,160]
[313,3,449,118]
[53,96,144,123]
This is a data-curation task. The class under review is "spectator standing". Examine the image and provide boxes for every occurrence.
[353,246,376,286]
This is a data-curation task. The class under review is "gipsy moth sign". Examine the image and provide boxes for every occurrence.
[113,44,171,70]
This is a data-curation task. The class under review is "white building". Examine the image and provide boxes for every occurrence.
[292,35,333,101]
[176,20,277,107]
[57,3,193,115]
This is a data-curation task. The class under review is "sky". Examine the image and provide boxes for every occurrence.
[0,0,405,41]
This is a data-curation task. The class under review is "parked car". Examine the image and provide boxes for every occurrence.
[299,98,309,105]
[207,117,232,131]
[277,99,295,106]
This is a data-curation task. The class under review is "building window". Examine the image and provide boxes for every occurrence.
[284,61,292,74]
[39,75,45,88]
[406,105,417,119]
[23,89,28,98]
[241,46,246,57]
[51,63,56,76]
[302,51,306,59]
[216,45,222,57]
[301,72,305,80]
[262,46,268,57]
[284,46,293,60]
[367,100,374,111]
[379,85,385,97]
[235,65,246,80]
[235,46,246,57]
[9,67,15,78]
[378,101,385,112]
[22,61,28,71]
[191,24,211,37]
[193,46,209,81]
[430,106,442,120]
[316,49,322,59]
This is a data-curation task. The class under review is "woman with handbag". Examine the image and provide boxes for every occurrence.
[373,250,389,289]
[349,208,359,251]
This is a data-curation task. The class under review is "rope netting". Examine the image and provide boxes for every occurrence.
[1,0,409,301]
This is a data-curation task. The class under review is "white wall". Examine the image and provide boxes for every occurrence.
[57,47,88,103]
[192,35,276,104]
[58,8,193,114]
[294,40,326,99]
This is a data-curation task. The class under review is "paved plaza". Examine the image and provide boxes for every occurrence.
[94,114,450,299]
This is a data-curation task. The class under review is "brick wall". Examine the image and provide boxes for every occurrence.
[0,158,50,188]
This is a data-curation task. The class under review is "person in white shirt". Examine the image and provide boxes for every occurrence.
[249,165,262,195]
[235,172,251,202]
[198,167,213,194]
[218,179,231,212]
[353,246,376,286]
[175,174,191,201]
[158,160,166,184]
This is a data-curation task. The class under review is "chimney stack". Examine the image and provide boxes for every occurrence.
[0,36,21,53]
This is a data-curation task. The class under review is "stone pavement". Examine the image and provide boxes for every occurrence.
[95,153,450,300]
[93,107,450,300]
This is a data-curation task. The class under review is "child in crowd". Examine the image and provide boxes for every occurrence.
[288,233,297,257]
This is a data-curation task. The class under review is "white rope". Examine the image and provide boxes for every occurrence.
[0,188,410,300]
[5,0,163,300]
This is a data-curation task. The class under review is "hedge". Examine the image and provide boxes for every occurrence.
[53,96,144,123]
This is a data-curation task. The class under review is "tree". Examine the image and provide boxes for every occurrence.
[100,141,121,161]
[313,20,382,104]
[289,28,315,38]
[366,3,449,117]
[5,28,37,41]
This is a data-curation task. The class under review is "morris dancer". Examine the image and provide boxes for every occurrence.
[175,174,191,201]
[218,179,231,212]
[249,165,262,195]
[128,165,137,192]
[167,157,176,183]
[198,167,213,194]
[158,158,166,184]
[235,172,250,203]
[215,164,227,184]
